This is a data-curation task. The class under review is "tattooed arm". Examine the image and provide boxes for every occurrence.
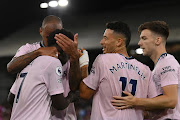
[7,47,58,74]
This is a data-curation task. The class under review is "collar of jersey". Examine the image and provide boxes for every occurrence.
[156,53,168,65]
[119,53,133,60]
[40,41,45,47]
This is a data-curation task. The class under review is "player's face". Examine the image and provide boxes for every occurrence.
[138,29,156,57]
[100,29,119,53]
[40,23,62,47]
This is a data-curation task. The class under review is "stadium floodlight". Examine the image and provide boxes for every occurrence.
[135,48,143,54]
[58,0,68,7]
[40,3,48,8]
[49,1,58,7]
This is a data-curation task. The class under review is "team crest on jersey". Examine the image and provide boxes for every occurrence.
[56,66,62,76]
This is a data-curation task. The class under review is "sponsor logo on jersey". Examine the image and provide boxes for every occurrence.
[57,79,62,83]
[161,66,175,75]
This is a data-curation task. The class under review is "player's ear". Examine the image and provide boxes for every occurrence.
[40,27,43,36]
[117,38,123,47]
[155,37,161,46]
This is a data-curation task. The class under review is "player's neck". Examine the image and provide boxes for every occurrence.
[150,46,167,65]
[116,47,130,58]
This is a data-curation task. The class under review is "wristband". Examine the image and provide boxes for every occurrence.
[79,50,89,67]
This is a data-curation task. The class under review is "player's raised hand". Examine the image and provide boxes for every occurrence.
[55,33,80,61]
[111,91,136,110]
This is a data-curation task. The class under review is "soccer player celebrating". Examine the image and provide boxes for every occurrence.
[9,29,79,120]
[7,15,87,120]
[55,21,158,120]
[111,21,180,120]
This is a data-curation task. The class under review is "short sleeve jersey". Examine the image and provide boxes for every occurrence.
[10,56,64,120]
[83,53,158,120]
[14,42,41,58]
[152,53,180,120]
[10,42,76,120]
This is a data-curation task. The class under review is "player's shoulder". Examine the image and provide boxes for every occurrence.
[32,56,61,73]
[37,55,59,61]
[165,54,178,63]
[94,53,117,62]
[35,56,60,66]
[155,54,179,75]
[22,42,40,47]
[159,54,179,66]
[19,42,40,49]
[97,53,119,59]
[134,58,151,71]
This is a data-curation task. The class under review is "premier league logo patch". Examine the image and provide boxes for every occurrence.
[90,66,95,74]
[56,66,62,76]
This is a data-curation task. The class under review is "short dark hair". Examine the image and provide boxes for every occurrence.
[138,21,169,39]
[42,15,63,29]
[106,21,131,47]
[47,29,74,47]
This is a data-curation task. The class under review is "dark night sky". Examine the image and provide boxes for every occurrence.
[0,0,179,40]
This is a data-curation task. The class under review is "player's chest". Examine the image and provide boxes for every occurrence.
[152,69,161,86]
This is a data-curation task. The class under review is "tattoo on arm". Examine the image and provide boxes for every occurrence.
[69,59,82,91]
[7,50,40,74]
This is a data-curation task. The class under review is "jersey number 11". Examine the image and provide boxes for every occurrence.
[119,77,137,97]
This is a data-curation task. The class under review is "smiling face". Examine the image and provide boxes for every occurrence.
[138,29,157,57]
[100,29,119,53]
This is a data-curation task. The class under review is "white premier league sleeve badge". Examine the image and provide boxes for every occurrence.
[56,66,62,77]
[56,66,62,83]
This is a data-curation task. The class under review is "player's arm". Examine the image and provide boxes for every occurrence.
[55,33,83,91]
[51,91,78,110]
[79,49,89,80]
[135,84,178,110]
[111,84,178,110]
[69,49,89,91]
[69,54,82,91]
[79,55,103,100]
[7,92,15,106]
[72,49,89,90]
[81,64,88,80]
[7,50,40,74]
[7,77,18,106]
[7,47,58,74]
[79,81,96,100]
